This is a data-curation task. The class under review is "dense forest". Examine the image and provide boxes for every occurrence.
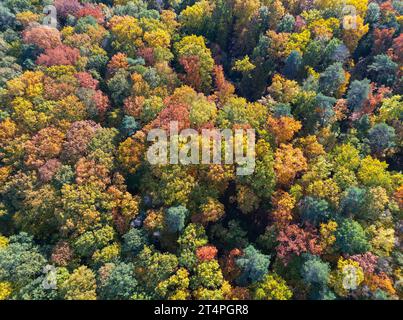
[0,0,402,300]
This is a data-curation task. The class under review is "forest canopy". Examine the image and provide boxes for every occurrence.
[0,0,402,301]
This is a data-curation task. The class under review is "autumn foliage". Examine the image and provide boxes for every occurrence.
[0,0,401,301]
